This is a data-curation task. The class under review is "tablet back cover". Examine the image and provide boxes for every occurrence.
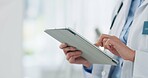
[45,28,117,65]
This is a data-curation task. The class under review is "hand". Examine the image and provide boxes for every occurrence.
[95,34,135,62]
[59,43,92,68]
[95,34,120,56]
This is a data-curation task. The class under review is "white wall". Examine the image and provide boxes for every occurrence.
[0,0,23,78]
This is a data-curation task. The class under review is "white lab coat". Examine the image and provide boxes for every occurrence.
[84,0,148,78]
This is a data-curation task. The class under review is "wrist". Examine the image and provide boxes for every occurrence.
[128,50,135,62]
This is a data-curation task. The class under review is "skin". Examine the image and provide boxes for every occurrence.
[59,34,135,68]
[95,34,135,62]
[59,43,92,68]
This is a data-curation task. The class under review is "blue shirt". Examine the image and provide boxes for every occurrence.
[83,0,143,78]
[120,0,143,44]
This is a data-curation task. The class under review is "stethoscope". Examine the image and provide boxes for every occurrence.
[110,1,123,29]
[95,1,124,36]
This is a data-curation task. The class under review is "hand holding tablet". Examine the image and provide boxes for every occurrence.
[45,28,118,65]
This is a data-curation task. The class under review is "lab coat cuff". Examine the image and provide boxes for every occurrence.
[92,64,105,78]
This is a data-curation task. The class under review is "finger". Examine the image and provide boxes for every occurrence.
[75,57,88,64]
[69,55,83,64]
[102,38,108,47]
[109,35,125,48]
[63,47,77,54]
[66,51,82,60]
[68,56,76,64]
[72,55,82,63]
[67,54,81,61]
[59,43,68,49]
[104,39,112,49]
[95,34,110,46]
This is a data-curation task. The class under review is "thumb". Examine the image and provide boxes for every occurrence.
[95,34,109,47]
[94,41,102,47]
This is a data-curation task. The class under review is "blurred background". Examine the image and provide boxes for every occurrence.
[0,0,117,78]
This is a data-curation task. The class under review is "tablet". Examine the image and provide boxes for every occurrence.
[45,28,118,65]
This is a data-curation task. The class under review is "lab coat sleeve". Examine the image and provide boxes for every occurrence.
[133,50,148,78]
[83,64,104,78]
[83,69,93,78]
[92,64,104,78]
